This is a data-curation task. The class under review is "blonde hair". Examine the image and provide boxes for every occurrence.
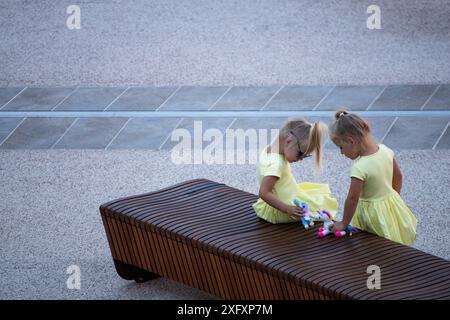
[280,118,327,168]
[330,109,371,142]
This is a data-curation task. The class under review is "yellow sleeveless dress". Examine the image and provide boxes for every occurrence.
[350,144,417,245]
[252,148,339,224]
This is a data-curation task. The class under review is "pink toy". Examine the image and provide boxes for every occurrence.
[318,222,358,238]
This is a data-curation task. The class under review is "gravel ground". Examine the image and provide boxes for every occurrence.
[1,0,450,86]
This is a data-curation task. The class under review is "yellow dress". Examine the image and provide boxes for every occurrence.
[350,144,417,245]
[252,147,339,224]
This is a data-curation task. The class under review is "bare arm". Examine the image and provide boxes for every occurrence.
[342,177,363,225]
[259,176,304,219]
[332,178,363,231]
[392,158,403,194]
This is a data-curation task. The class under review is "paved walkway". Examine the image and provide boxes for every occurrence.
[1,85,449,150]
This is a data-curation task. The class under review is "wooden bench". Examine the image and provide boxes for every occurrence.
[99,179,450,300]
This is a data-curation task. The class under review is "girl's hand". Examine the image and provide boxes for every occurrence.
[285,205,305,220]
[330,221,347,232]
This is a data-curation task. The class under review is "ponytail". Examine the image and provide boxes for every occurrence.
[330,109,370,142]
[305,121,327,168]
[281,118,327,168]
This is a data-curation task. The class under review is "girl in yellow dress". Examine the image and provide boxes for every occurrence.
[329,109,417,245]
[252,118,339,224]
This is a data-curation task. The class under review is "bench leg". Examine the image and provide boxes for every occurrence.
[113,259,160,283]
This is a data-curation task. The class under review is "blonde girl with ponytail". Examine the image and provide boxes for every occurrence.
[329,109,416,245]
[253,118,339,224]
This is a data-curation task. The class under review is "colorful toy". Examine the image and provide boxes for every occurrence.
[312,209,334,223]
[292,198,334,229]
[292,198,313,229]
[292,198,357,238]
[318,223,358,238]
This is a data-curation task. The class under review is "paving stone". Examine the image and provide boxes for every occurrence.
[382,117,449,149]
[370,85,437,110]
[0,118,24,145]
[211,86,281,111]
[316,86,385,111]
[263,86,334,111]
[106,87,177,111]
[55,87,127,111]
[160,86,228,111]
[53,118,129,149]
[1,87,75,111]
[107,117,182,149]
[0,117,75,149]
[0,87,26,109]
[422,84,450,110]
